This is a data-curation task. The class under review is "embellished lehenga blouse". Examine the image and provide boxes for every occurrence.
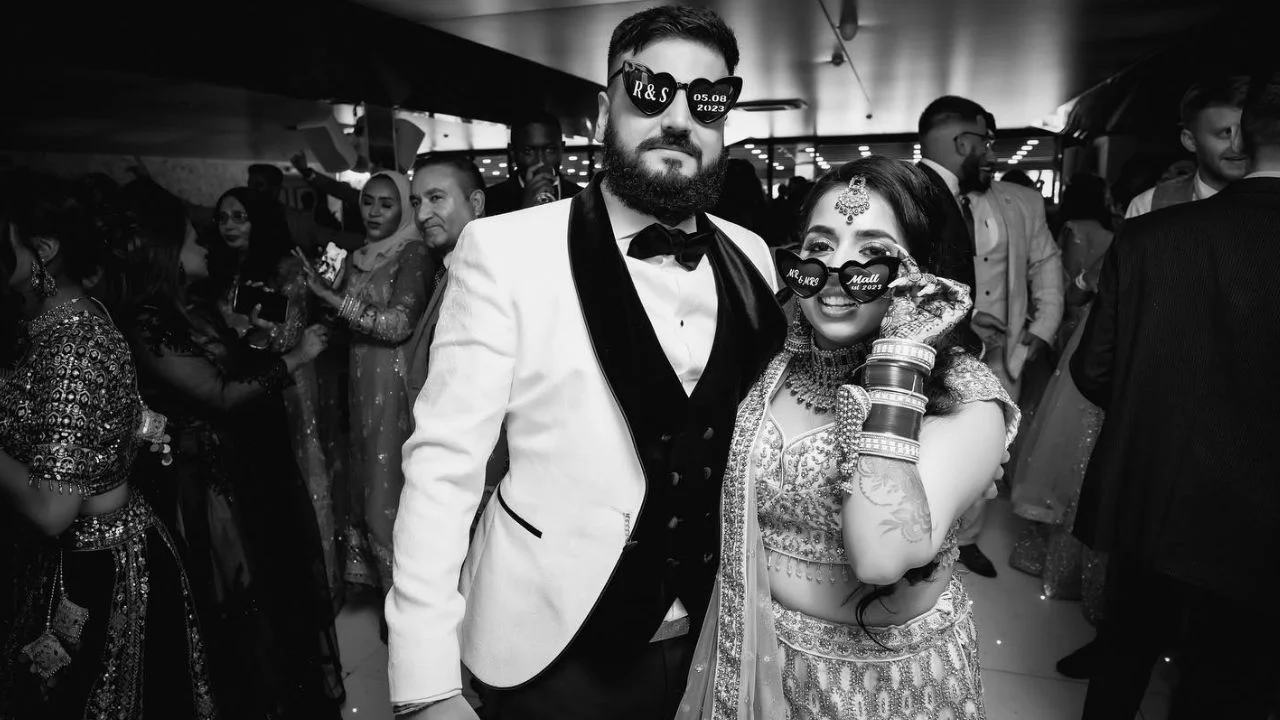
[678,347,1019,720]
[0,303,215,720]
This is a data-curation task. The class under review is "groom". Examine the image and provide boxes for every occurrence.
[386,6,786,720]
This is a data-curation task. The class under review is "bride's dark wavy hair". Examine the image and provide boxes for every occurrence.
[795,156,983,646]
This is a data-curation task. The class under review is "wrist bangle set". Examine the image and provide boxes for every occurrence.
[857,339,935,464]
[339,294,363,325]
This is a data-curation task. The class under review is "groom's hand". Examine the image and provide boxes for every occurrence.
[406,695,479,720]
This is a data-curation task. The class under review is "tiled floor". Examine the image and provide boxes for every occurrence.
[335,498,1175,719]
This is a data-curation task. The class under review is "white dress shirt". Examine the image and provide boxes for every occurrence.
[601,184,722,621]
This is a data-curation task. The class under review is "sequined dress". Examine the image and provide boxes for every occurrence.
[678,349,1019,720]
[1007,307,1108,623]
[335,239,433,592]
[0,305,215,720]
[126,301,344,719]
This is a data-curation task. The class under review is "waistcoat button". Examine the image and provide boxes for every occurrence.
[703,467,712,480]
[670,472,681,486]
[660,433,673,443]
[668,516,681,529]
[702,427,714,440]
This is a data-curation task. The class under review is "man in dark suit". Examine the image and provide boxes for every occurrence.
[484,111,584,216]
[916,104,979,293]
[1070,73,1280,720]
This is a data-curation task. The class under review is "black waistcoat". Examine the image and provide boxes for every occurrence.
[561,177,786,660]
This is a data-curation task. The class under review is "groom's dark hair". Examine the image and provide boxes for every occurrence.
[607,5,740,74]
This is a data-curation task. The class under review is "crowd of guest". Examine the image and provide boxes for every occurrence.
[1,52,1276,719]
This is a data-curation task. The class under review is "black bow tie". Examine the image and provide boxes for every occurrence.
[626,223,714,272]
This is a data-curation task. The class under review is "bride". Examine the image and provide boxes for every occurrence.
[679,157,1019,719]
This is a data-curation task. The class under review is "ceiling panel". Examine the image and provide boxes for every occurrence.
[354,0,1223,140]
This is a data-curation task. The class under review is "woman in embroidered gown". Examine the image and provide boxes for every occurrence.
[0,187,214,719]
[679,158,1019,720]
[1008,176,1113,618]
[299,171,433,593]
[114,179,345,719]
[208,187,345,604]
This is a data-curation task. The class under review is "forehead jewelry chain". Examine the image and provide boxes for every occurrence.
[834,175,871,224]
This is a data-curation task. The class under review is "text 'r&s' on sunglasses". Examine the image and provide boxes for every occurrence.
[608,60,743,125]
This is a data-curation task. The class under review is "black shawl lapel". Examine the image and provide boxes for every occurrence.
[567,177,787,441]
[696,213,787,396]
[568,178,689,438]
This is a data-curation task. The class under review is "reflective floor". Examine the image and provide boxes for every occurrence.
[335,498,1176,720]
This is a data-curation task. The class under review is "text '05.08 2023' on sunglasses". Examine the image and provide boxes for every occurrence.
[608,60,743,124]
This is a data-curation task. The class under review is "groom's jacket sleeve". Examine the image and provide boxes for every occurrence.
[387,220,517,704]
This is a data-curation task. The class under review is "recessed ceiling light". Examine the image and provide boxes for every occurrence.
[913,144,921,150]
[491,170,501,175]
[804,147,815,153]
[1027,139,1040,146]
[582,160,590,165]
[858,145,870,152]
[1007,158,1019,164]
[1020,145,1032,152]
[744,143,755,149]
[499,162,507,168]
[568,156,578,161]
[482,159,492,164]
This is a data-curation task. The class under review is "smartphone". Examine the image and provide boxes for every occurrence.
[232,284,288,323]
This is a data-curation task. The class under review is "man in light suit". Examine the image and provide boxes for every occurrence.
[918,96,1065,577]
[387,7,786,720]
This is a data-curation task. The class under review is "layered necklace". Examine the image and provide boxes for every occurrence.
[783,341,868,414]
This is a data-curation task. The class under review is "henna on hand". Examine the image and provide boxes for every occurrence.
[854,455,933,543]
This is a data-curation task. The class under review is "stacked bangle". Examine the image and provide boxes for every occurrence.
[857,339,936,463]
[339,294,363,324]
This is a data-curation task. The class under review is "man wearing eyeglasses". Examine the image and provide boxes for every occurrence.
[387,6,784,720]
[917,96,1064,579]
[484,111,585,216]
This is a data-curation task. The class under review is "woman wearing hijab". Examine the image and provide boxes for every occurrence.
[300,171,434,594]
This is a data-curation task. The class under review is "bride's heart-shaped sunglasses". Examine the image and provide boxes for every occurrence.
[608,60,743,125]
[776,248,902,304]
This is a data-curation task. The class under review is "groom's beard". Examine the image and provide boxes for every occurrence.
[602,125,728,226]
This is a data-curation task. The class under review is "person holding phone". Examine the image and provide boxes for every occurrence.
[483,111,585,216]
[113,178,345,719]
[208,187,347,603]
[297,171,434,597]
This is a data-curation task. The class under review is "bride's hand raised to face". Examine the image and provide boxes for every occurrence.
[878,253,972,347]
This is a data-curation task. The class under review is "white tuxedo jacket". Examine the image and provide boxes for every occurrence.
[386,195,777,703]
[986,180,1065,379]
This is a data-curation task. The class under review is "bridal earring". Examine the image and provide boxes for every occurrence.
[31,259,57,298]
[784,302,813,354]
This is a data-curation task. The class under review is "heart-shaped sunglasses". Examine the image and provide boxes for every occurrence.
[775,248,902,304]
[608,60,743,125]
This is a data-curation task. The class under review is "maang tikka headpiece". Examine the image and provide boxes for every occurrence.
[834,175,871,224]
